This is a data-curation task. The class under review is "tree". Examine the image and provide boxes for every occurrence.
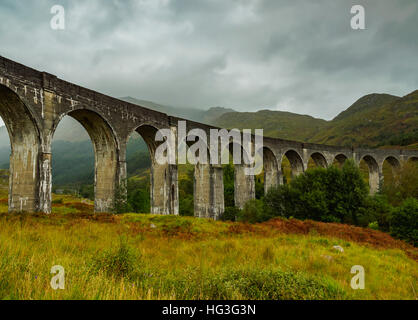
[390,198,418,246]
[264,160,369,225]
[382,161,418,206]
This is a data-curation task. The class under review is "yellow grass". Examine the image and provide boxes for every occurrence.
[0,207,416,300]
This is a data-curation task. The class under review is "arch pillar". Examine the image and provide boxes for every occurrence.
[234,164,255,209]
[0,85,42,213]
[362,156,381,195]
[38,152,52,213]
[8,142,42,213]
[281,150,304,185]
[150,162,178,215]
[194,163,211,218]
[211,165,225,220]
[265,167,279,194]
[262,147,279,194]
[194,164,225,220]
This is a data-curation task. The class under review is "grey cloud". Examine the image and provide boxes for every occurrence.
[0,0,416,121]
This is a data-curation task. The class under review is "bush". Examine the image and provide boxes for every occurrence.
[91,237,140,279]
[205,269,347,300]
[219,207,241,222]
[113,181,132,214]
[127,178,150,213]
[237,199,270,224]
[237,200,262,223]
[223,164,235,208]
[382,161,418,206]
[263,160,369,225]
[179,195,194,216]
[358,195,392,231]
[390,198,418,246]
[52,198,63,205]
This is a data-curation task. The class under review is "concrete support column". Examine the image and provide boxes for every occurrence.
[8,139,40,213]
[94,148,117,213]
[194,164,225,220]
[113,158,128,212]
[265,169,279,194]
[151,162,178,215]
[377,167,384,195]
[194,164,211,218]
[368,166,381,195]
[278,167,284,185]
[39,152,52,214]
[234,164,255,209]
[210,165,224,220]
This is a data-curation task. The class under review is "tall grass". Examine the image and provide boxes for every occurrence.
[0,211,416,300]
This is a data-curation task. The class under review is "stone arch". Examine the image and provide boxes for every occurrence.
[383,156,401,170]
[257,146,279,194]
[408,156,418,163]
[52,109,119,212]
[308,152,328,169]
[281,149,304,182]
[0,84,43,212]
[184,133,214,219]
[381,156,401,188]
[360,155,380,194]
[134,124,162,161]
[223,141,255,209]
[129,124,178,215]
[334,154,348,167]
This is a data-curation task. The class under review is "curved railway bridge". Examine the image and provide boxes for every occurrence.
[0,56,416,219]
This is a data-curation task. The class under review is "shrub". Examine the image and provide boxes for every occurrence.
[179,195,194,216]
[382,161,418,206]
[127,178,150,213]
[263,160,369,225]
[113,181,132,214]
[164,269,347,300]
[91,237,140,279]
[204,269,347,300]
[358,194,392,231]
[390,198,418,246]
[52,198,63,205]
[223,164,235,208]
[237,199,267,224]
[219,207,241,222]
[368,221,379,231]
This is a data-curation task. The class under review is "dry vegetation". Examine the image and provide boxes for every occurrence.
[0,189,416,300]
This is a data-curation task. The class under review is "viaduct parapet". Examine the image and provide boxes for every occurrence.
[0,56,417,218]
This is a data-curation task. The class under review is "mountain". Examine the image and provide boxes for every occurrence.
[309,91,418,148]
[53,117,90,142]
[119,97,235,124]
[213,91,418,149]
[0,126,9,149]
[0,90,417,186]
[214,110,327,142]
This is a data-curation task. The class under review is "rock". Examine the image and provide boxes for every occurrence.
[321,255,334,262]
[333,245,344,253]
[150,223,157,229]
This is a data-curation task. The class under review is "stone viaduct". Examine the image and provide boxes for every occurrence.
[0,56,417,219]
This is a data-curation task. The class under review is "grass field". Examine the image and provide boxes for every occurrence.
[0,190,416,300]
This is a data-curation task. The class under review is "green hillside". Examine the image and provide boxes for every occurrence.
[120,97,235,125]
[0,90,417,189]
[309,91,418,148]
[214,110,327,142]
[213,90,418,149]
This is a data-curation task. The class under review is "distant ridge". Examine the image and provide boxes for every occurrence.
[309,91,418,148]
[119,97,235,124]
[0,90,416,185]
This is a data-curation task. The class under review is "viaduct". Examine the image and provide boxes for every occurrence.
[0,56,417,219]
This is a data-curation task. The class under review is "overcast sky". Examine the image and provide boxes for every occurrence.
[0,0,417,123]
